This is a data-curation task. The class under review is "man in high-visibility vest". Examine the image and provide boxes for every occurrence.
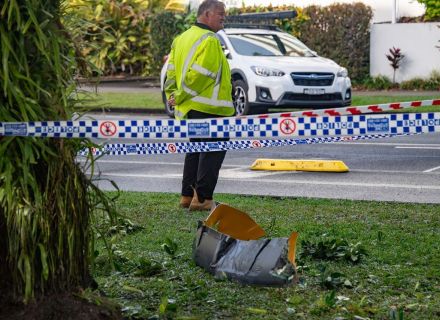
[165,0,235,211]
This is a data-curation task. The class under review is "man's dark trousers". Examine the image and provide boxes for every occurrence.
[181,110,228,202]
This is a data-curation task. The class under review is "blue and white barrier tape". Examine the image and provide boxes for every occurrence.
[79,133,415,156]
[1,112,440,139]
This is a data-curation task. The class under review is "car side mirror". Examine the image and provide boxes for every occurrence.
[223,49,231,59]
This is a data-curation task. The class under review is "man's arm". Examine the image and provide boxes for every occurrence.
[183,36,222,96]
[165,41,177,103]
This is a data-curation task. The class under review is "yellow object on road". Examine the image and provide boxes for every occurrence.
[250,159,349,172]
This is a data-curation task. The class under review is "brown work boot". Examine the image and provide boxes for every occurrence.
[188,197,215,211]
[179,196,193,208]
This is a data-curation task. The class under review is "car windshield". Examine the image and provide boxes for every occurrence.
[227,33,316,57]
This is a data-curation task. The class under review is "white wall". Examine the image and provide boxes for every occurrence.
[370,23,440,82]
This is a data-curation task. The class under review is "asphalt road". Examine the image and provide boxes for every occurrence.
[79,113,440,204]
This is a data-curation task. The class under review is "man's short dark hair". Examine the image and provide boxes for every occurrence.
[197,0,225,17]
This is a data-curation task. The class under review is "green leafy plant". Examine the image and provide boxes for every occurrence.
[362,75,394,90]
[159,297,178,316]
[134,258,162,277]
[300,234,367,263]
[107,217,144,236]
[316,264,353,289]
[310,290,338,315]
[400,70,440,90]
[161,237,179,258]
[64,0,155,76]
[386,47,405,84]
[324,290,337,308]
[319,270,346,289]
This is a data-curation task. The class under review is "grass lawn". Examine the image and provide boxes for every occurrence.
[352,95,440,113]
[77,91,440,113]
[77,92,163,110]
[93,192,440,319]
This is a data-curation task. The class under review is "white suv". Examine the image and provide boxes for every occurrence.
[160,25,352,116]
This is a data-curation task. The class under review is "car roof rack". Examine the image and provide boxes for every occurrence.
[226,10,297,24]
[224,24,281,31]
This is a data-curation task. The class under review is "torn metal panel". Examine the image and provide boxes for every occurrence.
[193,223,235,273]
[193,204,298,286]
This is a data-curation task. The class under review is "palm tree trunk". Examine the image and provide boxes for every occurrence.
[0,0,113,303]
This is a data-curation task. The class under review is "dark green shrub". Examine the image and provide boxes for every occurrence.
[400,71,440,90]
[297,3,372,82]
[149,11,196,74]
[400,77,428,90]
[362,75,394,90]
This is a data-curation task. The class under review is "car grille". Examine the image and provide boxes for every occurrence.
[284,93,342,101]
[291,72,335,86]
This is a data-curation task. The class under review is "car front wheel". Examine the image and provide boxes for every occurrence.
[233,80,268,115]
[233,79,251,116]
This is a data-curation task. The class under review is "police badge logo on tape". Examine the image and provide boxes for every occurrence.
[126,145,138,153]
[4,123,28,136]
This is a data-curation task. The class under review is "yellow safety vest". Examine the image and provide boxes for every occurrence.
[165,25,235,120]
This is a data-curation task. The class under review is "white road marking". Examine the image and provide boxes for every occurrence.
[88,168,282,179]
[424,166,440,173]
[354,169,440,174]
[95,172,440,191]
[220,168,283,178]
[79,158,250,168]
[395,146,440,150]
[340,142,440,147]
[80,159,182,165]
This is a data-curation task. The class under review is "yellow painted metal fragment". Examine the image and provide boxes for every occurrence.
[204,204,266,240]
[250,159,349,172]
[287,232,298,266]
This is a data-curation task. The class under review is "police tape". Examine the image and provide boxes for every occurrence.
[244,99,440,119]
[79,132,415,156]
[1,112,440,140]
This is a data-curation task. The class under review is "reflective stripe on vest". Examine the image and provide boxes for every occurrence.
[192,63,217,80]
[165,79,176,88]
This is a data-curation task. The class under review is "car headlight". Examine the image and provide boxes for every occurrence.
[251,66,285,77]
[337,67,348,78]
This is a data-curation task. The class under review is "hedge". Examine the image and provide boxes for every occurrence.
[297,3,372,82]
[65,1,373,81]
